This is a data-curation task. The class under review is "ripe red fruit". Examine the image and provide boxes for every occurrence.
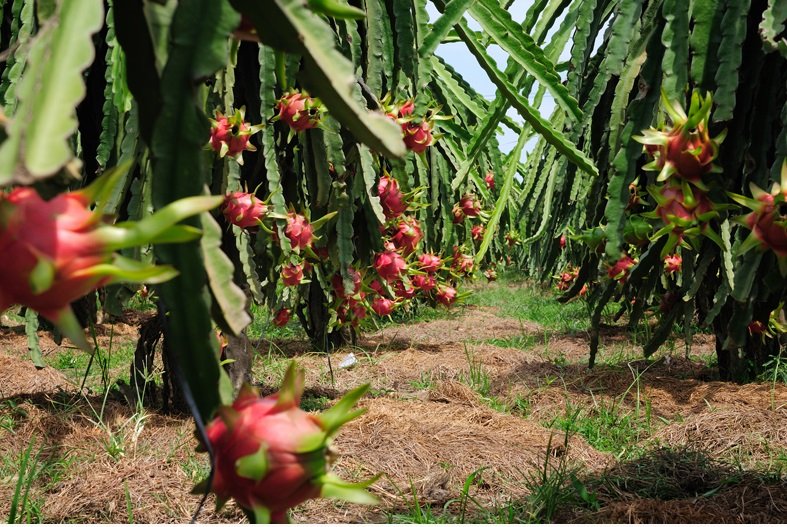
[374,249,407,282]
[284,213,314,251]
[747,320,767,335]
[331,267,362,299]
[452,252,474,275]
[388,217,423,255]
[663,254,682,274]
[402,121,433,153]
[607,254,636,283]
[273,308,291,327]
[452,205,465,224]
[459,194,482,217]
[393,280,416,300]
[411,273,436,292]
[484,172,495,190]
[281,263,304,287]
[435,285,457,306]
[377,175,407,219]
[222,192,267,229]
[276,92,321,132]
[417,253,442,273]
[371,296,395,317]
[368,279,385,295]
[471,224,485,241]
[398,100,415,117]
[559,235,567,250]
[201,363,375,522]
[210,110,259,162]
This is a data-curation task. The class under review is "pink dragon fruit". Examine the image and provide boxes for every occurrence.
[471,224,485,241]
[559,235,567,250]
[452,205,465,224]
[663,254,682,274]
[607,254,636,283]
[276,92,322,132]
[210,109,261,163]
[368,279,386,295]
[222,192,267,229]
[484,171,495,190]
[284,213,314,251]
[459,194,482,217]
[635,91,723,184]
[402,121,433,153]
[332,267,362,299]
[371,296,395,317]
[388,217,423,255]
[374,247,407,282]
[377,175,408,219]
[417,253,441,273]
[411,273,436,292]
[397,100,415,117]
[393,279,416,300]
[0,181,217,350]
[435,285,457,307]
[199,363,376,523]
[452,252,475,275]
[281,263,304,287]
[272,308,291,327]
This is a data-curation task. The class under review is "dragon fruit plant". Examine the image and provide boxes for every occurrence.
[0,170,222,350]
[195,362,377,523]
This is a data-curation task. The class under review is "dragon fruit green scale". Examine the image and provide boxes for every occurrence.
[198,362,376,523]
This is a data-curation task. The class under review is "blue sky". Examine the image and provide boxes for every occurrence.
[425,0,562,158]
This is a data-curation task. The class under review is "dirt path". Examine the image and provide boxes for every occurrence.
[0,295,786,523]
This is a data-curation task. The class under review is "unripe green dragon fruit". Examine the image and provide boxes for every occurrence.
[195,362,376,523]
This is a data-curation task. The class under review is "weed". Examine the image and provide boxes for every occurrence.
[460,346,491,398]
[408,371,435,391]
[300,393,331,412]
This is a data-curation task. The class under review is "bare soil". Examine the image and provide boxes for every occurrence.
[1,286,785,523]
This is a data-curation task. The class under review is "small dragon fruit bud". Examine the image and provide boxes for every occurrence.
[273,308,291,327]
[559,235,567,250]
[377,174,408,219]
[398,100,415,118]
[371,296,396,317]
[417,253,442,273]
[276,91,322,132]
[748,320,767,336]
[484,171,495,190]
[281,263,305,287]
[607,254,636,283]
[284,213,314,251]
[402,121,433,153]
[388,217,423,255]
[411,273,436,292]
[459,194,482,218]
[210,109,260,163]
[452,252,475,275]
[200,363,376,522]
[332,267,362,299]
[663,254,682,274]
[435,285,457,306]
[374,249,407,282]
[222,192,268,229]
[471,224,485,241]
[484,269,497,282]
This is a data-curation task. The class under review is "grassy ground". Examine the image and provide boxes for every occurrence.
[0,277,785,523]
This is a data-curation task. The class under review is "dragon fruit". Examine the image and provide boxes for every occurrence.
[272,308,291,327]
[374,247,407,282]
[0,181,218,350]
[393,279,416,300]
[332,267,362,299]
[484,269,497,282]
[388,217,423,255]
[471,224,485,241]
[635,91,723,185]
[559,235,567,250]
[417,253,442,273]
[452,252,474,275]
[435,285,457,307]
[729,163,787,274]
[402,121,433,153]
[459,194,482,218]
[607,254,636,283]
[284,213,314,252]
[371,296,395,317]
[198,363,376,523]
[281,263,304,287]
[377,174,407,219]
[276,92,322,132]
[663,254,682,274]
[222,192,267,229]
[397,100,415,117]
[368,279,386,296]
[484,171,495,190]
[411,273,436,292]
[209,109,261,163]
[451,205,465,224]
[647,181,721,255]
